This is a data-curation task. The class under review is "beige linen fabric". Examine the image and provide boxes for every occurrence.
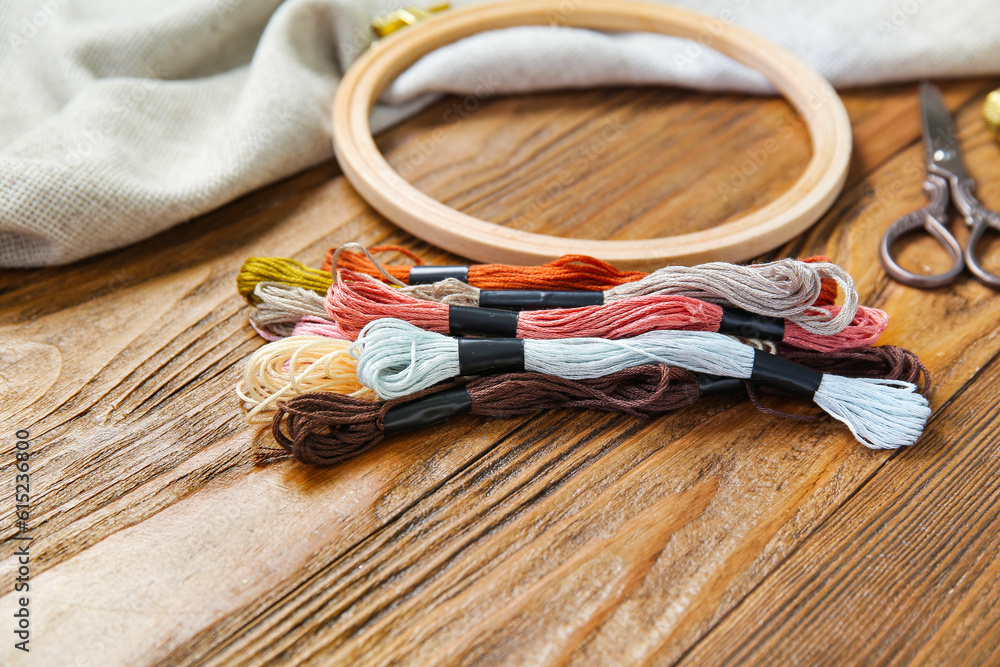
[1,0,998,267]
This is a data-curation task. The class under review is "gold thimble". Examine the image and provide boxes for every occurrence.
[985,89,1000,135]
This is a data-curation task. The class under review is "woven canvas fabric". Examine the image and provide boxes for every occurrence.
[2,0,997,268]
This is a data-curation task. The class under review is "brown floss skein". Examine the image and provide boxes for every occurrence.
[270,366,699,465]
[268,345,930,466]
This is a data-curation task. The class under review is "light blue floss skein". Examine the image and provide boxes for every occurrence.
[349,319,931,450]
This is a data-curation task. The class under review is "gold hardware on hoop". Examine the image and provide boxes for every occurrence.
[371,3,450,39]
[984,89,1000,136]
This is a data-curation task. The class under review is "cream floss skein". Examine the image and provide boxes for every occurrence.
[329,270,887,353]
[236,335,375,424]
[350,319,930,450]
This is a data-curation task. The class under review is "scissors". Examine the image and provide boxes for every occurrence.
[880,82,1000,288]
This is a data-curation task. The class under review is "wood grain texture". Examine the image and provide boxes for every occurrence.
[1,76,999,666]
[676,355,1000,666]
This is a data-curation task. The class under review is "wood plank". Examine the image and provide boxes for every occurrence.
[177,81,1000,664]
[0,77,998,665]
[675,352,1000,665]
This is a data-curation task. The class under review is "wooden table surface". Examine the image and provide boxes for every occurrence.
[2,77,1000,666]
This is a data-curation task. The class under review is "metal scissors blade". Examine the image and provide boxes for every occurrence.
[921,81,970,181]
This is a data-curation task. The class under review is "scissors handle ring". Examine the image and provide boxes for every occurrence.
[951,177,1000,289]
[880,205,965,289]
[965,216,1000,288]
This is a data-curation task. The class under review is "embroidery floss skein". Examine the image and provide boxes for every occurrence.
[396,259,856,335]
[328,270,887,353]
[239,266,844,343]
[350,319,930,449]
[237,257,333,302]
[236,336,376,424]
[248,282,338,341]
[325,244,647,289]
[238,248,644,297]
[323,242,840,306]
[235,244,840,322]
[270,366,699,465]
[328,243,841,310]
[235,250,641,299]
[774,344,929,392]
[268,344,931,465]
[241,337,927,421]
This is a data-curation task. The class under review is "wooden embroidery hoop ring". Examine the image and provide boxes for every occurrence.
[332,0,852,270]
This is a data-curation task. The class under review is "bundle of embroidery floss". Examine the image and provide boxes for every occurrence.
[271,366,704,465]
[324,244,648,289]
[349,255,852,334]
[324,245,841,309]
[251,342,928,464]
[349,319,930,449]
[327,269,886,352]
[241,336,929,422]
[235,242,932,464]
[235,246,842,340]
[234,251,644,302]
[237,257,333,302]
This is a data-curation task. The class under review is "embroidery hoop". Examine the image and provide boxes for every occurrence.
[332,0,852,270]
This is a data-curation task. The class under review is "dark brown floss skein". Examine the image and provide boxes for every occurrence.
[268,345,931,466]
[781,344,929,389]
[270,366,699,465]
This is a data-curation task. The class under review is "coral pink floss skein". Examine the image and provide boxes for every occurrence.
[328,270,888,353]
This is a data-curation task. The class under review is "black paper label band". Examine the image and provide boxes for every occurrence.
[449,305,519,337]
[383,387,473,436]
[750,349,823,398]
[718,307,786,341]
[457,338,525,375]
[478,290,604,311]
[409,265,469,284]
[695,373,745,397]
